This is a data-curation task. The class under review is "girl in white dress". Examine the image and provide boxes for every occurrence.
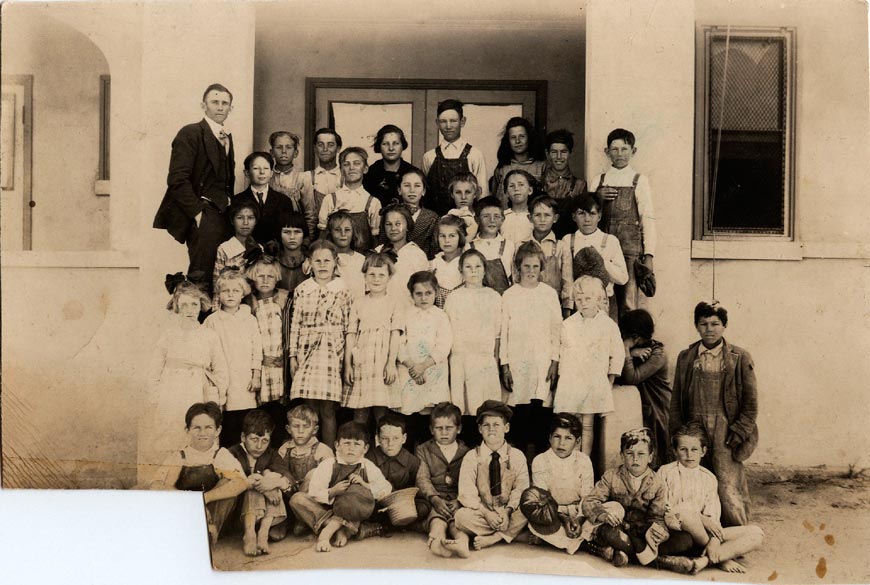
[445,249,502,416]
[396,271,452,416]
[324,210,366,304]
[344,252,402,425]
[430,215,466,309]
[500,241,562,455]
[144,280,228,471]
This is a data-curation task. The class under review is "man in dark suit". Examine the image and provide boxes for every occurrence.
[232,151,296,248]
[153,83,236,293]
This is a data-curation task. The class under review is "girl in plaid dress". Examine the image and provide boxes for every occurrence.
[344,252,402,424]
[246,255,290,444]
[288,240,356,447]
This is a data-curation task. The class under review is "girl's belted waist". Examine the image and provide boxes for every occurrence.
[165,357,206,370]
[300,325,346,334]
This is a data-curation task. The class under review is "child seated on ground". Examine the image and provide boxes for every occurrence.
[453,400,529,554]
[521,413,593,555]
[366,413,429,529]
[659,422,764,574]
[289,421,392,552]
[581,428,704,574]
[272,405,334,539]
[150,402,247,545]
[226,410,293,556]
[416,402,471,558]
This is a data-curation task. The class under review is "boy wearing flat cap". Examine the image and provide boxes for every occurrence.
[453,400,529,553]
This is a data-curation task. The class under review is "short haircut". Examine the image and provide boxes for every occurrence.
[242,409,275,436]
[437,99,464,118]
[167,281,211,313]
[545,129,575,152]
[269,130,300,149]
[549,412,582,438]
[214,269,252,297]
[380,202,415,237]
[324,210,357,251]
[448,172,481,197]
[314,127,342,149]
[620,427,654,453]
[430,401,462,426]
[185,401,222,429]
[531,195,559,214]
[337,421,369,444]
[362,250,397,276]
[607,128,636,148]
[243,151,275,172]
[569,192,603,215]
[227,197,260,221]
[376,412,408,435]
[373,124,409,152]
[502,168,537,198]
[619,309,656,341]
[513,240,546,273]
[573,275,606,301]
[287,404,319,426]
[459,248,487,272]
[275,209,309,242]
[694,301,729,327]
[339,146,368,166]
[496,117,544,166]
[407,270,438,294]
[671,421,710,450]
[307,239,339,260]
[436,215,468,248]
[202,83,233,103]
[473,195,504,218]
[245,254,282,282]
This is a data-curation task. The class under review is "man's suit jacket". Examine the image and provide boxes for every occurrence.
[233,187,296,247]
[154,119,235,244]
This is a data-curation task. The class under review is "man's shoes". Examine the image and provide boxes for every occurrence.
[654,554,695,574]
[355,521,383,540]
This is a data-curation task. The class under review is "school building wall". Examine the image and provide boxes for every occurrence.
[2,0,868,489]
[251,0,587,172]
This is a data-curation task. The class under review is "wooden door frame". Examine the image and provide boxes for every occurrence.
[304,78,548,169]
[2,74,33,250]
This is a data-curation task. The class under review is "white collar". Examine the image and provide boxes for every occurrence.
[529,230,557,244]
[480,441,509,459]
[439,137,468,152]
[315,165,341,175]
[251,185,269,197]
[574,228,602,241]
[700,342,724,357]
[203,116,228,140]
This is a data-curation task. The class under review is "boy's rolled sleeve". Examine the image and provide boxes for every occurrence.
[364,460,393,501]
[582,470,615,523]
[457,451,482,510]
[307,459,335,504]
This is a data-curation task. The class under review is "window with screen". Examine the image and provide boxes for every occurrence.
[695,27,796,240]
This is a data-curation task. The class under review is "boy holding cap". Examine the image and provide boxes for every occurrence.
[453,400,529,552]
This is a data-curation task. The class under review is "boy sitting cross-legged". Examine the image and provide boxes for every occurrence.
[453,400,529,553]
[415,402,472,558]
[226,410,293,556]
[659,422,764,574]
[289,421,392,552]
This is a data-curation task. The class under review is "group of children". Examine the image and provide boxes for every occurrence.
[147,99,763,573]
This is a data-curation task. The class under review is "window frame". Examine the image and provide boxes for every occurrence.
[693,25,797,245]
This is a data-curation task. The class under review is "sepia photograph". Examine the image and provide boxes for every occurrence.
[2,0,869,583]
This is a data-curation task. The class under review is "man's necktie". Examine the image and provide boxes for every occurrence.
[256,191,264,207]
[489,451,502,497]
[218,130,229,154]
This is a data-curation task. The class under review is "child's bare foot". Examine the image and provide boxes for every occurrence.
[333,526,350,548]
[718,559,747,573]
[692,556,710,574]
[315,537,332,552]
[473,533,503,550]
[243,531,259,556]
[444,538,471,558]
[429,536,453,558]
[257,523,271,555]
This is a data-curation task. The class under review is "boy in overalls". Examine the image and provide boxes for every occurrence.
[669,302,758,527]
[469,196,514,295]
[289,421,392,552]
[453,400,529,552]
[592,128,657,317]
[422,99,489,215]
[317,147,382,252]
[308,128,344,237]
